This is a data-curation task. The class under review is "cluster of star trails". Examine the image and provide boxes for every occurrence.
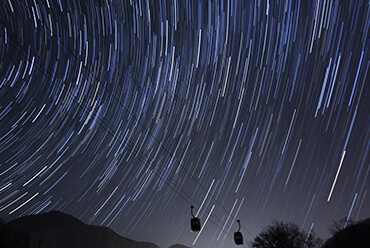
[0,1,369,247]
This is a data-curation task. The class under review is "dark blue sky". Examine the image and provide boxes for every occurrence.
[0,1,369,247]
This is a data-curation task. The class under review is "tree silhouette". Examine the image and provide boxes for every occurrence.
[322,218,370,248]
[250,221,322,248]
[328,217,355,235]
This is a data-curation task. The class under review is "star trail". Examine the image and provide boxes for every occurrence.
[0,0,369,247]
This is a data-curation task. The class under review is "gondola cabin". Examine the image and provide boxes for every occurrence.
[234,220,244,245]
[234,231,243,245]
[190,206,201,232]
[191,217,201,232]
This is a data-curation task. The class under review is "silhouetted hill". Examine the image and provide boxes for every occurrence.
[322,218,370,248]
[168,245,190,248]
[6,211,160,248]
[7,210,83,232]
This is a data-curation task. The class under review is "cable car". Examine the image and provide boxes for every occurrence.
[190,206,201,232]
[234,220,244,245]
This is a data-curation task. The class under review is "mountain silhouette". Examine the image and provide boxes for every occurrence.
[168,245,190,248]
[5,211,160,248]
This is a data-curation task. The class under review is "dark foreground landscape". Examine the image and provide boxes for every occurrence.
[321,218,370,248]
[1,211,370,248]
[0,211,188,248]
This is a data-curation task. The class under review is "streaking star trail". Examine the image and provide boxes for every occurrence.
[0,0,369,247]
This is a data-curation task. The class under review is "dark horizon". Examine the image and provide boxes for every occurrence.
[0,1,369,247]
[3,209,370,247]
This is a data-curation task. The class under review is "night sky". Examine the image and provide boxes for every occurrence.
[0,0,369,247]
